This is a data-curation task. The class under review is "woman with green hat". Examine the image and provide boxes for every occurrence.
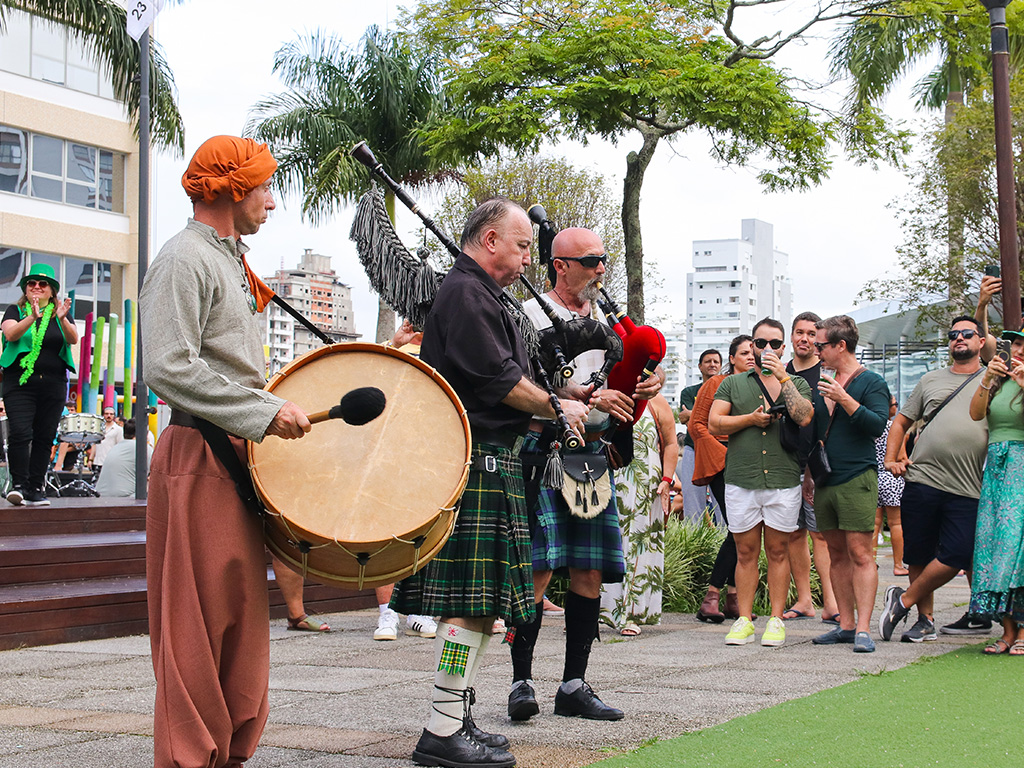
[1,263,78,506]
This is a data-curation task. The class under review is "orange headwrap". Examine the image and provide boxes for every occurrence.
[181,135,278,204]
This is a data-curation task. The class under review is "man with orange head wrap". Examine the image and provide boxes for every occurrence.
[141,135,311,768]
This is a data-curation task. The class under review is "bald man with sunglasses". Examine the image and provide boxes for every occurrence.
[709,317,814,649]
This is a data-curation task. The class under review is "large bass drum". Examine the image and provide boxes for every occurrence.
[249,343,471,589]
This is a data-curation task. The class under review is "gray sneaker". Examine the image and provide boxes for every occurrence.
[812,627,856,645]
[901,616,937,643]
[853,632,876,653]
[878,585,909,641]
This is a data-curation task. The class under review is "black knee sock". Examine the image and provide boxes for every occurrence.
[510,600,544,682]
[562,590,600,683]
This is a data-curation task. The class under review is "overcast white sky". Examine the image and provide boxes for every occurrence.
[151,1,936,338]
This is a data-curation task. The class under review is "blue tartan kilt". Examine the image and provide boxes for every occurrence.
[390,440,536,627]
[522,432,626,583]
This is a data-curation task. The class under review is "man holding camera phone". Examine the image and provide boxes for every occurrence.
[879,315,992,641]
[709,318,813,648]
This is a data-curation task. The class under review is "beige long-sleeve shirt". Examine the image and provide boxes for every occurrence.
[140,219,283,442]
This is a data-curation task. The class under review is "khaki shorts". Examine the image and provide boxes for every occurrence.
[814,470,878,532]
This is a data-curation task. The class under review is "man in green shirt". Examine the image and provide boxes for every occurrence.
[710,318,813,649]
[678,348,722,520]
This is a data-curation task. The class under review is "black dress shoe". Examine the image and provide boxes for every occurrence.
[464,714,510,750]
[412,728,516,767]
[507,680,539,721]
[553,682,624,721]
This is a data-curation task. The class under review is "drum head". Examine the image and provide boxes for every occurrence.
[250,344,470,587]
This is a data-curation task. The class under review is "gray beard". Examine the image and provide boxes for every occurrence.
[951,346,978,362]
[579,281,600,304]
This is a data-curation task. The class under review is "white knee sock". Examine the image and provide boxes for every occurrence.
[426,623,484,737]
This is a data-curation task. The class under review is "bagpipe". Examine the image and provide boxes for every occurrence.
[527,205,667,424]
[348,141,626,452]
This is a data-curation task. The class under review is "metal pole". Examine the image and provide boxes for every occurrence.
[135,29,150,499]
[982,0,1022,331]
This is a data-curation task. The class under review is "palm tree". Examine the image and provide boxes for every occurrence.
[246,25,453,342]
[1,1,185,153]
[831,2,1023,304]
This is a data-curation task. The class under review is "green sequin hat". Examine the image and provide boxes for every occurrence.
[1001,329,1024,342]
[20,263,59,293]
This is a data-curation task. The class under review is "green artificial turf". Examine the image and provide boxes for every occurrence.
[592,643,1021,767]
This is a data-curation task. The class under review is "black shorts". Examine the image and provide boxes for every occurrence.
[900,481,979,571]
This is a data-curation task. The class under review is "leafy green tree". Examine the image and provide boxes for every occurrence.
[859,77,1024,329]
[246,25,453,341]
[403,0,905,323]
[0,1,185,152]
[434,154,627,300]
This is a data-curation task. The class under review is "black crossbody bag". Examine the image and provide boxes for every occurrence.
[905,369,984,456]
[807,367,867,486]
[753,375,802,454]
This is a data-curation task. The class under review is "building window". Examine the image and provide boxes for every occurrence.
[0,10,114,98]
[0,246,113,320]
[0,125,125,212]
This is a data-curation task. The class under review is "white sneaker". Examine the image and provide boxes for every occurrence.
[374,609,399,641]
[405,615,438,638]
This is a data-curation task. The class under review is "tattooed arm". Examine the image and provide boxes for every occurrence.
[781,378,813,426]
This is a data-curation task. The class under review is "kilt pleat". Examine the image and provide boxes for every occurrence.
[391,440,536,626]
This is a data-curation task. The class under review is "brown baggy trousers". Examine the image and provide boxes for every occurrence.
[147,425,270,768]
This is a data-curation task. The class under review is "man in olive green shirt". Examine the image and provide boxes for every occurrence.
[710,318,813,649]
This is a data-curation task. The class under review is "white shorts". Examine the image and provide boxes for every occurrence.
[725,484,802,534]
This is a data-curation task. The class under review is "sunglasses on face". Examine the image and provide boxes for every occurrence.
[556,254,607,269]
[813,340,837,351]
[753,338,783,350]
[947,329,978,340]
[24,280,48,289]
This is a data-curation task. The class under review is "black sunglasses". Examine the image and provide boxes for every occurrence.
[753,338,783,350]
[555,254,607,269]
[947,329,978,340]
[813,340,838,351]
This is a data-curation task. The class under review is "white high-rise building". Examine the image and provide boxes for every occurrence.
[263,249,359,373]
[661,323,687,410]
[684,219,792,385]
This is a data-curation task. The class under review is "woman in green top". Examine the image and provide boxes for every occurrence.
[0,264,78,506]
[969,330,1024,655]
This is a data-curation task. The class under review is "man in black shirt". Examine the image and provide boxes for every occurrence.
[782,311,839,624]
[392,199,588,768]
[678,349,722,520]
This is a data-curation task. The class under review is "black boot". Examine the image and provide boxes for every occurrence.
[412,728,516,768]
[465,687,510,749]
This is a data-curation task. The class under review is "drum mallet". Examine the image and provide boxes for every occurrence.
[307,386,387,426]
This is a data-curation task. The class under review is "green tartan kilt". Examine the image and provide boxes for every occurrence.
[390,440,536,627]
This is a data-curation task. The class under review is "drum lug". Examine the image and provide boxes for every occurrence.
[485,456,497,473]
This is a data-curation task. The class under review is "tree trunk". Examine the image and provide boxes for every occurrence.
[376,190,398,343]
[621,127,661,324]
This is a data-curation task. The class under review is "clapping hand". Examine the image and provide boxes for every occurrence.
[55,298,72,320]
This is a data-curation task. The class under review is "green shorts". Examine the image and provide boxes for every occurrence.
[814,470,878,532]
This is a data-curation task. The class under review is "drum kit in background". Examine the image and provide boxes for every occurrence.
[49,412,104,497]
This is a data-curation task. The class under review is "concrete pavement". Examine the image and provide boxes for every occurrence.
[0,562,987,767]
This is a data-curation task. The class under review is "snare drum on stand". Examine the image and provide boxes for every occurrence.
[250,343,471,589]
[54,412,104,497]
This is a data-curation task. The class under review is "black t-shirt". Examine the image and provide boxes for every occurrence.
[786,360,821,468]
[2,304,70,382]
[420,254,533,435]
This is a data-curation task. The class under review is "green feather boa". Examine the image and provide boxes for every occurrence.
[18,303,55,385]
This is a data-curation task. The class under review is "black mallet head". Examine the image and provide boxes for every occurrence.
[330,386,387,426]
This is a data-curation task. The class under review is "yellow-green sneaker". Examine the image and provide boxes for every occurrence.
[761,616,786,647]
[725,616,755,645]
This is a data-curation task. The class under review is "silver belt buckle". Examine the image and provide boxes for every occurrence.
[485,455,497,473]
